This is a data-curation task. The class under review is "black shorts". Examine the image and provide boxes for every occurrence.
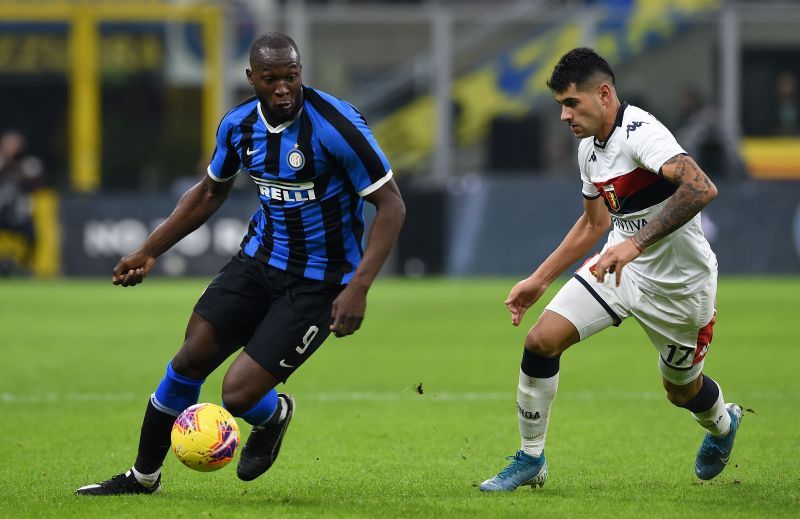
[193,252,344,381]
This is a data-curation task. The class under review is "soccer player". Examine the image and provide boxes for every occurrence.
[77,32,405,496]
[479,48,742,492]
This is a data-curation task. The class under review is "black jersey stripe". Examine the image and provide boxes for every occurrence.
[264,131,282,177]
[255,203,276,264]
[611,179,677,214]
[304,87,386,184]
[241,212,261,251]
[219,126,240,178]
[320,195,348,284]
[283,205,308,278]
[295,111,317,182]
[238,107,259,170]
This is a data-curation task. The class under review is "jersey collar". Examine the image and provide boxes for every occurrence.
[593,100,629,149]
[257,103,303,134]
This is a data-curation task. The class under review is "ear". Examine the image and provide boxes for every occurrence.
[598,82,612,103]
[245,68,254,85]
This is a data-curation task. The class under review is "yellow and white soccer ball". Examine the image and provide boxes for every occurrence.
[171,403,240,472]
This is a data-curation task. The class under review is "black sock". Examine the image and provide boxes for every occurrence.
[133,399,176,474]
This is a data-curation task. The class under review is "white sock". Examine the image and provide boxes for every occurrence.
[691,385,731,438]
[518,369,559,457]
[131,466,161,488]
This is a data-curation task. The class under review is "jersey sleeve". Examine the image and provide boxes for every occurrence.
[578,141,600,199]
[207,117,241,182]
[313,92,393,197]
[627,118,686,174]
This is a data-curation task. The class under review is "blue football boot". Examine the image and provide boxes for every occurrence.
[480,450,547,492]
[695,403,743,480]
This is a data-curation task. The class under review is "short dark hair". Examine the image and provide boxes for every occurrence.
[546,47,615,93]
[250,32,300,64]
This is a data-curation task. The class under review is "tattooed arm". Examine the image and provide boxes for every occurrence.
[593,153,717,286]
[631,153,718,250]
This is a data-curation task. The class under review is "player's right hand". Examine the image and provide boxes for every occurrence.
[505,277,548,327]
[112,251,156,287]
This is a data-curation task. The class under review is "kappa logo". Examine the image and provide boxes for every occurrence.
[602,184,621,212]
[589,151,597,162]
[626,120,648,138]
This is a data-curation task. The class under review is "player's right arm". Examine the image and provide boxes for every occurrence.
[505,195,609,326]
[112,174,235,287]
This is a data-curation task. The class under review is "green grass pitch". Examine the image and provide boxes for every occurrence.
[1,277,799,518]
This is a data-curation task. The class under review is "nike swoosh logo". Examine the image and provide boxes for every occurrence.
[279,360,295,368]
[246,148,260,156]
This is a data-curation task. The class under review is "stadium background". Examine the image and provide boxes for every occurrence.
[1,2,800,518]
[1,0,798,278]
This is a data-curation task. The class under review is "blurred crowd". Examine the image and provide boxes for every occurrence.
[0,130,46,275]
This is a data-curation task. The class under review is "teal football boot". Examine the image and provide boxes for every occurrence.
[480,450,547,492]
[695,403,743,480]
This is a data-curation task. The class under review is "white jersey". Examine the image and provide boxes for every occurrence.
[578,102,716,295]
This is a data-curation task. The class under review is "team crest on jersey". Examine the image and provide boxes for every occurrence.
[286,147,305,171]
[602,184,621,212]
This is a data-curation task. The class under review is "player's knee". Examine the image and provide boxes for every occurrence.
[221,386,260,417]
[524,328,562,357]
[170,348,209,380]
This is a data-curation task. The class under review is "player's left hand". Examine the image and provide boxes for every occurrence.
[329,284,368,338]
[593,238,643,287]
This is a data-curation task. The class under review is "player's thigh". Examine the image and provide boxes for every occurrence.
[175,252,273,378]
[241,272,343,384]
[633,282,717,386]
[544,261,632,346]
[171,312,241,379]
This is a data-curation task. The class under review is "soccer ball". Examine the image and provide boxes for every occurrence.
[171,403,240,472]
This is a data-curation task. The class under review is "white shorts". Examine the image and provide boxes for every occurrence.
[545,254,717,385]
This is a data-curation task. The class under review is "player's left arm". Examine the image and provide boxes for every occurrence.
[634,153,717,248]
[329,179,405,338]
[593,153,717,286]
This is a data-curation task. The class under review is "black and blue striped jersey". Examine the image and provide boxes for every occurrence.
[207,86,393,284]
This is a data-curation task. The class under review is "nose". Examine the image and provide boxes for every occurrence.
[560,106,572,122]
[275,81,290,96]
